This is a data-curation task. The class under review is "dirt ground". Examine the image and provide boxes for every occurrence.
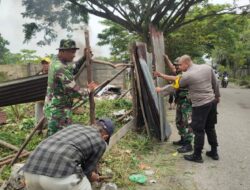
[131,84,250,190]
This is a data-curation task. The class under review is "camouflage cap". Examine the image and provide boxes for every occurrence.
[173,57,181,65]
[57,39,79,50]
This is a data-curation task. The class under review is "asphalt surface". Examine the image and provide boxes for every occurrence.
[192,86,250,190]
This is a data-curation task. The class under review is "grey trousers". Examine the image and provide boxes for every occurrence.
[24,172,92,190]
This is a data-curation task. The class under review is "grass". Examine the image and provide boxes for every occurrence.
[100,131,154,188]
[98,126,191,190]
[0,72,8,83]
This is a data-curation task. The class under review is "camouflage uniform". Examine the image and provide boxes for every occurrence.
[44,39,87,136]
[175,88,193,143]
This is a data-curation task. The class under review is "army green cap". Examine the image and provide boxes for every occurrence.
[57,39,79,50]
[173,57,181,65]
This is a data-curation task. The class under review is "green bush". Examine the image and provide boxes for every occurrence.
[239,80,249,86]
[0,72,8,82]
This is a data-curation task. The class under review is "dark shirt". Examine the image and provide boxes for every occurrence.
[23,125,106,178]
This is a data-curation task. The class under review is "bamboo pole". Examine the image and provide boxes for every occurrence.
[0,140,27,152]
[0,153,21,162]
[116,109,133,122]
[94,66,128,94]
[118,88,132,99]
[85,30,95,125]
[0,152,30,167]
[93,59,132,68]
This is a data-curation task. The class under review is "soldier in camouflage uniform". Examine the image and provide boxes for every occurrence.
[44,39,95,136]
[155,55,193,153]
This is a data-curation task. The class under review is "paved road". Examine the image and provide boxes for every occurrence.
[192,86,250,190]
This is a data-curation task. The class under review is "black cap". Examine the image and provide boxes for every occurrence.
[97,118,115,144]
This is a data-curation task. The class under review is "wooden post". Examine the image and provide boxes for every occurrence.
[149,25,171,141]
[84,30,96,125]
[129,46,139,125]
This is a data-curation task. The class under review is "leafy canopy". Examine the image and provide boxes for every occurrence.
[21,0,249,45]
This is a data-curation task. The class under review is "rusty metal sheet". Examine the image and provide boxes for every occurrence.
[0,75,48,107]
[134,42,171,140]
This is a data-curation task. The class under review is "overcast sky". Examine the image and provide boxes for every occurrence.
[0,0,249,58]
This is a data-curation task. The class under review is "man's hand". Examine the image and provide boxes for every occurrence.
[215,97,220,104]
[90,172,100,182]
[154,71,162,78]
[155,87,162,93]
[84,48,93,58]
[163,54,169,61]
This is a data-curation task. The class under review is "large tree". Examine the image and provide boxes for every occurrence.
[22,0,249,45]
[97,4,250,68]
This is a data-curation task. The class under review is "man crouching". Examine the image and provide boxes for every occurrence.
[22,118,114,190]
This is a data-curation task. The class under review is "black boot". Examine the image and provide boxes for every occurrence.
[184,149,203,163]
[206,146,219,160]
[177,144,193,153]
[173,136,185,146]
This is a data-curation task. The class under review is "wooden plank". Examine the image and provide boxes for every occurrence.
[107,118,136,150]
[149,25,171,141]
[129,46,139,126]
[93,59,132,68]
[132,43,151,137]
[149,25,166,85]
[85,30,96,124]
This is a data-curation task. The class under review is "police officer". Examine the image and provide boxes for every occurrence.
[156,55,220,163]
[44,39,96,136]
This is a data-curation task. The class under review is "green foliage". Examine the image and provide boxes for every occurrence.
[0,34,10,64]
[98,20,140,61]
[210,15,250,77]
[21,0,247,46]
[0,72,8,82]
[4,104,34,123]
[19,118,36,130]
[95,99,132,119]
[1,49,41,65]
[238,76,250,88]
[97,4,250,75]
[22,0,89,45]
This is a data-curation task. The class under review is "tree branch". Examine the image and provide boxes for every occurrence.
[152,0,175,24]
[164,1,194,31]
[67,0,142,33]
[167,11,236,33]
